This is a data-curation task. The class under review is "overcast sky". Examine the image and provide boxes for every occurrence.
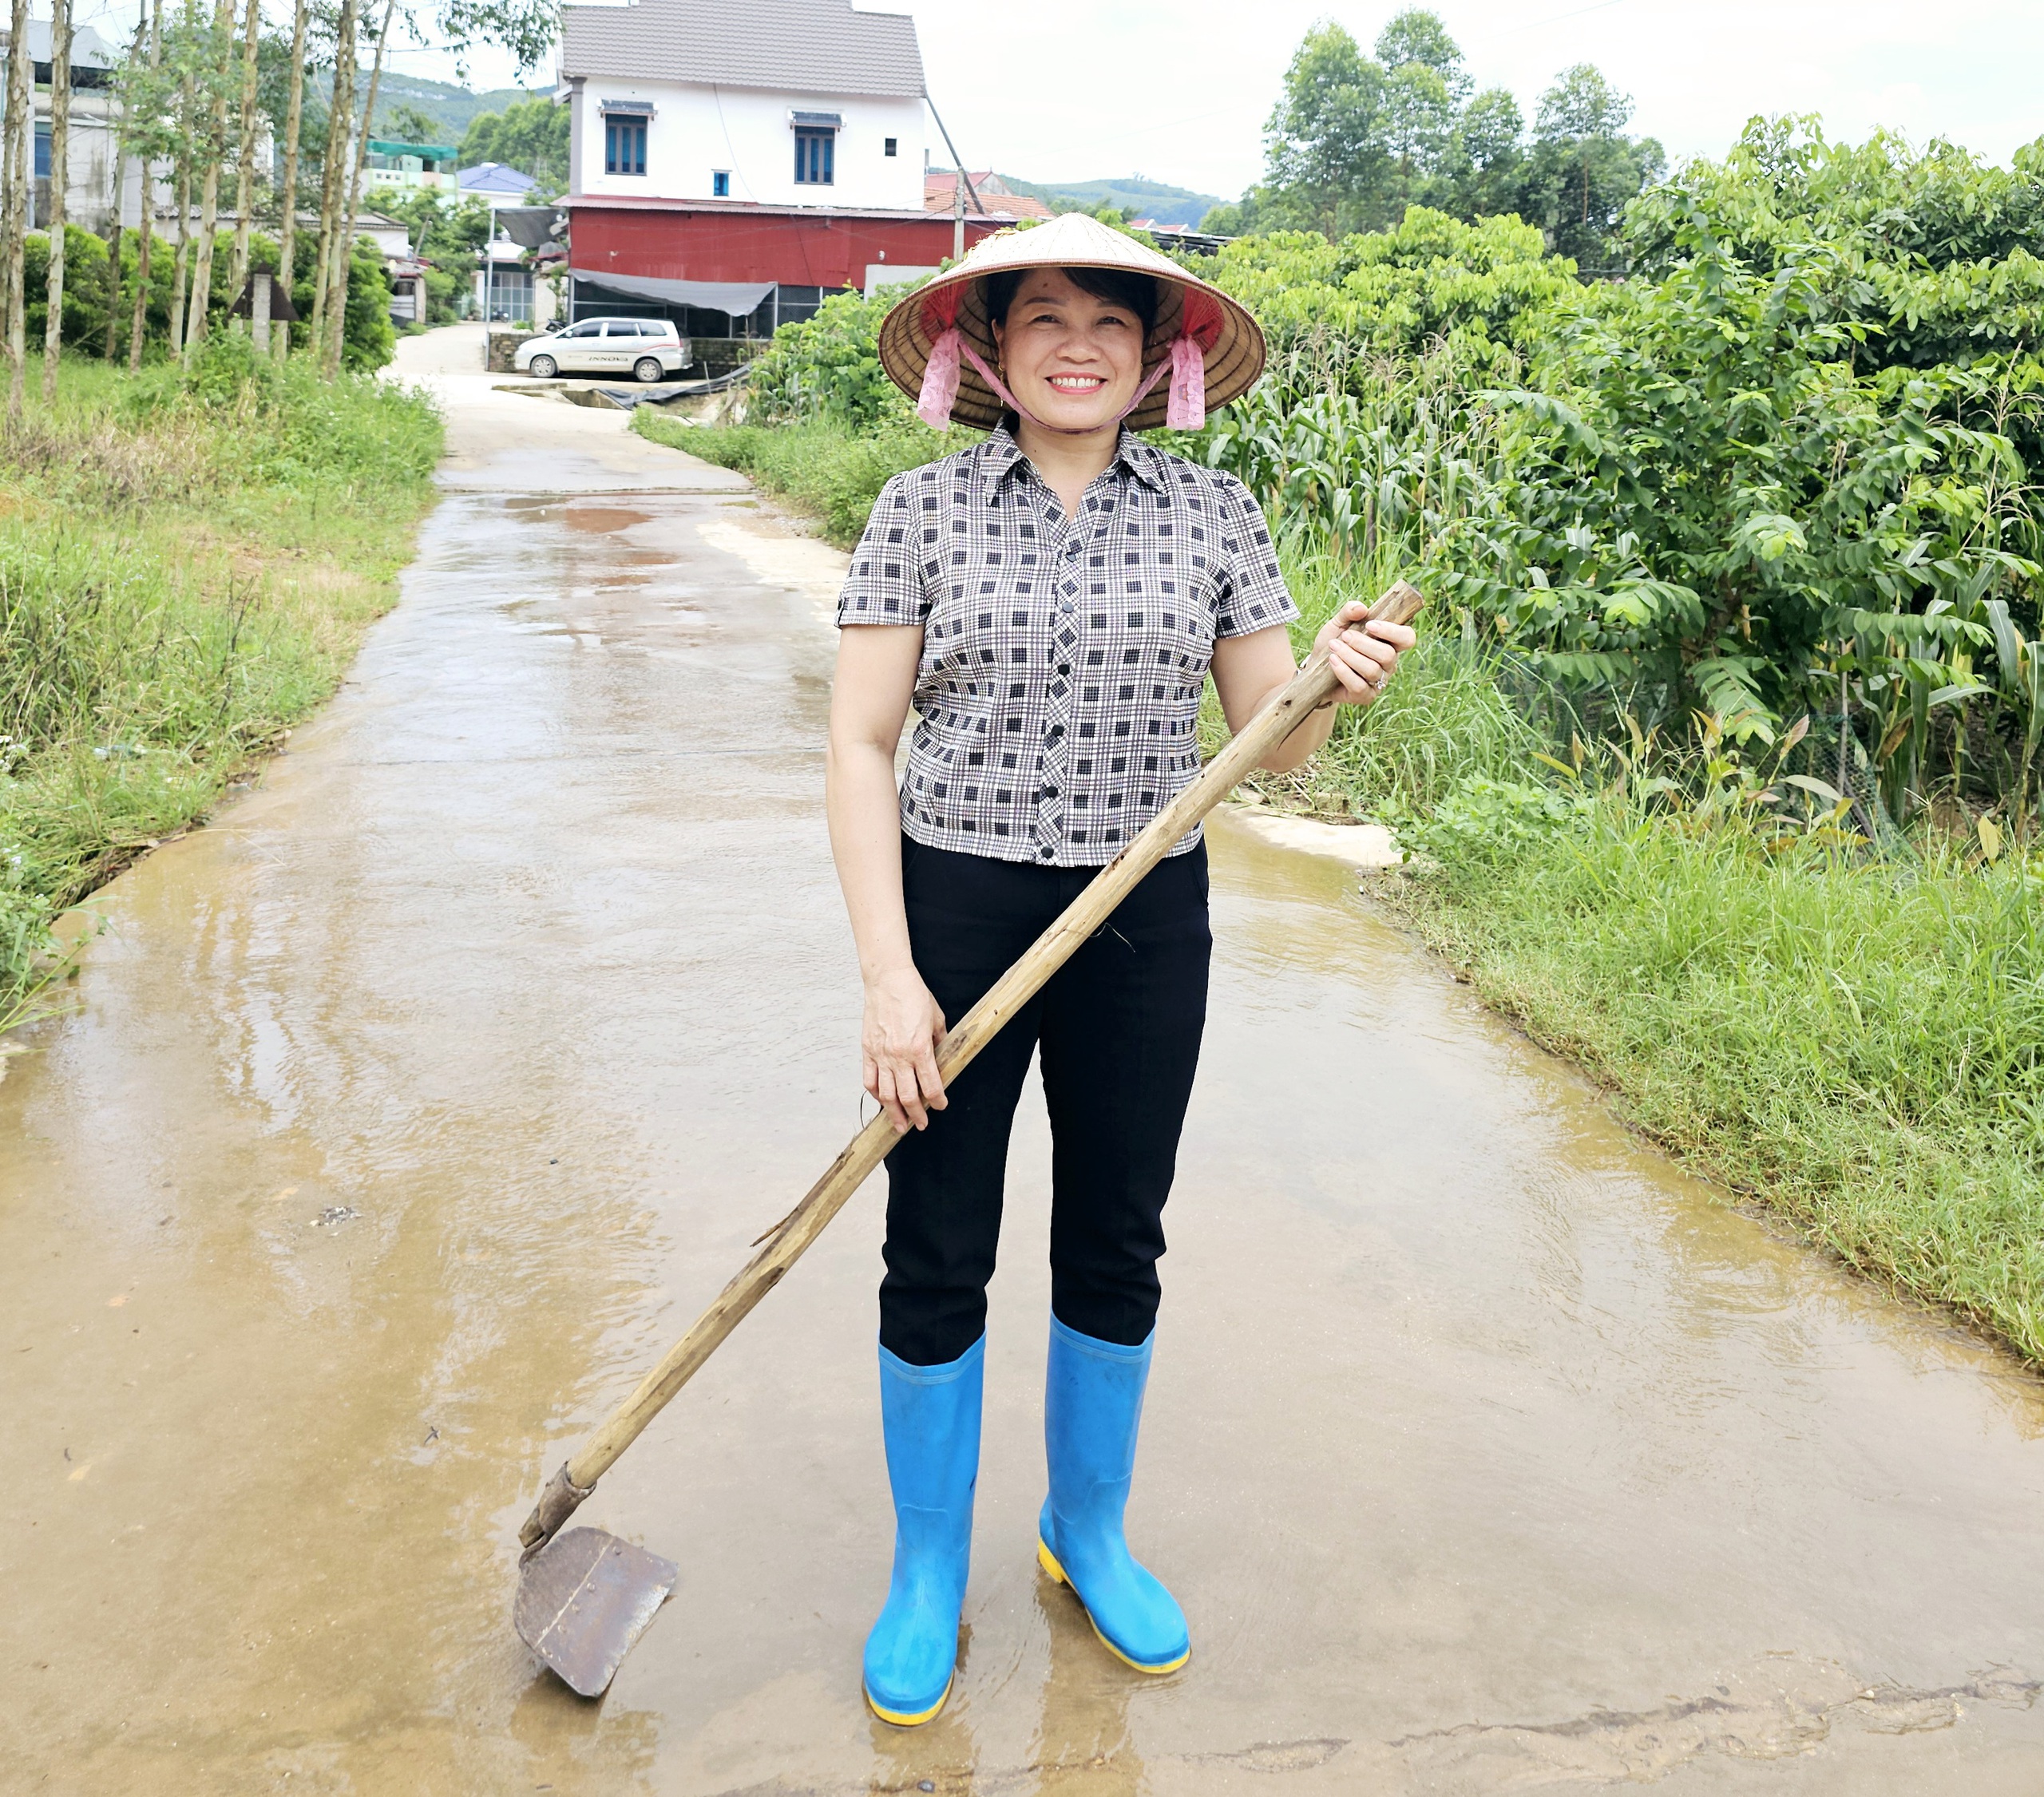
[72,0,2044,201]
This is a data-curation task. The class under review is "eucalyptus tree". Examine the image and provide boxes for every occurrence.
[1519,65,1664,271]
[42,0,71,399]
[272,0,308,358]
[325,0,394,375]
[307,0,358,362]
[228,0,263,306]
[182,0,240,359]
[117,0,180,366]
[2,0,31,418]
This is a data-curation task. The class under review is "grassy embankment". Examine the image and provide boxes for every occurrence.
[634,409,2044,1366]
[1,341,442,1031]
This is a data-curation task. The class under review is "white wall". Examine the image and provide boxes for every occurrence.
[574,78,925,211]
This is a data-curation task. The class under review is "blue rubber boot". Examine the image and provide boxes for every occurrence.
[1037,1315,1190,1674]
[862,1334,984,1725]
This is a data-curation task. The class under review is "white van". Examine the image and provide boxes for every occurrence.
[516,318,691,383]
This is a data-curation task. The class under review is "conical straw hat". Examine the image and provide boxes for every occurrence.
[877,212,1264,434]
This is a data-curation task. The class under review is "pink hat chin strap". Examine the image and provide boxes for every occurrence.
[917,327,1206,435]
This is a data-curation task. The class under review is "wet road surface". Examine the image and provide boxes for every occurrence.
[5,331,2042,1794]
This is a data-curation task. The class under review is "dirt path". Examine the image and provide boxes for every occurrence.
[4,327,2041,1794]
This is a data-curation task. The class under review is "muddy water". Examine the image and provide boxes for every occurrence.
[5,364,2043,1795]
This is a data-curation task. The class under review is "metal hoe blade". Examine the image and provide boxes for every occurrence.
[514,1526,679,1697]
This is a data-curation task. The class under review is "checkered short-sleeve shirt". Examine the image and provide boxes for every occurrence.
[836,428,1298,867]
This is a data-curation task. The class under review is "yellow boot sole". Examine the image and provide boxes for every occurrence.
[864,1667,956,1728]
[1036,1538,1191,1676]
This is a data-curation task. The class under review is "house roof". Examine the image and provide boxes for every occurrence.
[925,171,1052,220]
[460,161,540,195]
[369,138,460,160]
[561,0,924,98]
[2,18,116,67]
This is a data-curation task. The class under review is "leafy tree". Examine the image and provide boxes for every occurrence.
[366,188,493,321]
[1380,61,1458,217]
[458,95,567,187]
[1218,18,1663,269]
[386,102,445,144]
[257,30,330,175]
[1515,65,1665,271]
[1623,120,2044,370]
[1203,208,1579,362]
[1374,8,1470,102]
[1452,87,1527,218]
[1257,22,1389,236]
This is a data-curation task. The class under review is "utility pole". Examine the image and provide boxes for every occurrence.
[923,91,984,267]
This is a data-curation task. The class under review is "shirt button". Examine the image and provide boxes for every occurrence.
[1038,845,1056,859]
[1041,784,1058,798]
[1056,664,1070,676]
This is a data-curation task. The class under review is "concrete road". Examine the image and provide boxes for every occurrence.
[4,327,2041,1794]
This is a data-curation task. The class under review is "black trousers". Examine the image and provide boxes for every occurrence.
[879,838,1212,1367]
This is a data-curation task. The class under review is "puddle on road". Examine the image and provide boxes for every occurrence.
[3,466,2042,1795]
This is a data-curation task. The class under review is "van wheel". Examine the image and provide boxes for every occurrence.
[633,357,664,384]
[529,353,557,378]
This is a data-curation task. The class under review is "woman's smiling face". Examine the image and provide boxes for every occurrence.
[990,268,1147,435]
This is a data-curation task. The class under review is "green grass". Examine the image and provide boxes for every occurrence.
[633,412,948,548]
[1,338,442,1027]
[1386,790,2044,1361]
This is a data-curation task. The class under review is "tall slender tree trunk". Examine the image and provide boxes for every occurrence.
[126,215,153,366]
[323,0,389,378]
[183,0,235,360]
[307,0,358,360]
[2,0,32,422]
[102,208,124,358]
[227,0,258,308]
[127,0,162,369]
[167,131,192,353]
[0,2,14,362]
[42,0,69,402]
[272,0,306,359]
[103,21,138,363]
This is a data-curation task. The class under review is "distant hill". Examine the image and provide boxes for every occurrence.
[362,74,550,144]
[1001,176,1224,231]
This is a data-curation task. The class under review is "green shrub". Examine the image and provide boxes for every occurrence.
[637,413,952,548]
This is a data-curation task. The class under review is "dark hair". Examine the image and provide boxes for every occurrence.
[983,264,1160,337]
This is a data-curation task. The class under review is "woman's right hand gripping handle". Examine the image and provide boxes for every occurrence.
[827,622,950,1134]
[862,964,949,1134]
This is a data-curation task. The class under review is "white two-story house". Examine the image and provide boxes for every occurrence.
[557,0,1012,338]
[562,0,928,211]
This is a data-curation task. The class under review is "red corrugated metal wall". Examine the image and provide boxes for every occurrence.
[570,205,1004,287]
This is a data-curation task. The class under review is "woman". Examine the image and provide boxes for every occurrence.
[827,213,1414,1726]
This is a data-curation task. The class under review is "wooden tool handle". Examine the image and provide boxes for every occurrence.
[518,579,1424,1557]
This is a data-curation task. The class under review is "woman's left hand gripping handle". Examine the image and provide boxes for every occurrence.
[1315,600,1416,705]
